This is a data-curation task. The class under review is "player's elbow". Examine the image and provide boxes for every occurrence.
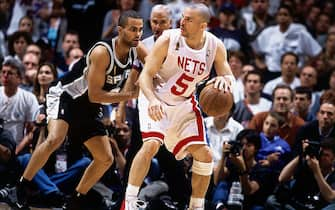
[88,92,102,103]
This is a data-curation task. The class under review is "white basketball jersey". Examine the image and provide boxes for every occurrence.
[154,29,218,105]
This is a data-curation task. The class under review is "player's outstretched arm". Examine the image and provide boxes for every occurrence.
[213,41,235,92]
[87,45,137,104]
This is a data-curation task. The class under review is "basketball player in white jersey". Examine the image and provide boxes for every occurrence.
[124,3,235,210]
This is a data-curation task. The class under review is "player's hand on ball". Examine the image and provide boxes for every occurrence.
[206,75,234,92]
[148,98,165,121]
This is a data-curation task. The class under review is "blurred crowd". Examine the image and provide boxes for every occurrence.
[0,0,335,209]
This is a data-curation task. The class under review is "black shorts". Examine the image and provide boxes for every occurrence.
[47,91,107,143]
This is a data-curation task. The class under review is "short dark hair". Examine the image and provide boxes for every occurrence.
[277,3,294,17]
[244,131,261,152]
[236,129,261,151]
[280,51,299,65]
[272,84,294,101]
[118,10,142,27]
[321,138,335,155]
[62,30,79,42]
[244,70,264,84]
[294,86,312,100]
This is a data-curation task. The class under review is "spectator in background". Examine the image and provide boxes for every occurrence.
[228,50,246,103]
[293,90,335,156]
[53,30,80,76]
[65,47,84,71]
[249,85,305,147]
[7,31,32,61]
[18,16,36,41]
[21,52,40,92]
[0,57,39,154]
[311,32,335,91]
[327,69,335,94]
[26,44,42,62]
[102,0,138,40]
[299,65,320,117]
[0,121,17,188]
[233,70,272,127]
[229,130,278,209]
[252,4,321,81]
[205,104,244,170]
[257,111,291,172]
[6,0,32,36]
[210,3,250,57]
[293,86,314,122]
[303,3,321,35]
[267,139,335,210]
[33,62,58,104]
[240,0,275,42]
[307,138,335,210]
[263,52,301,96]
[313,13,332,47]
[0,0,11,33]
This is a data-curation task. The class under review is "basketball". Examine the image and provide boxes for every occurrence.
[199,83,234,117]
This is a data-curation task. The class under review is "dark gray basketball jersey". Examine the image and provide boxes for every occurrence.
[52,38,137,100]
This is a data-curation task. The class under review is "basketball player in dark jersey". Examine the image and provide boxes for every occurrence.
[16,10,147,209]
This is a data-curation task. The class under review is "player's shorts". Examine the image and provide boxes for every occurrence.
[46,83,107,143]
[138,93,207,160]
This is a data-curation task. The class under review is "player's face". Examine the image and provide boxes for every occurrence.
[150,11,171,39]
[180,8,204,38]
[120,17,143,47]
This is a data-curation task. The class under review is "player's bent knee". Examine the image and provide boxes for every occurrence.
[192,160,214,176]
[141,140,160,157]
[45,136,64,151]
[97,152,114,166]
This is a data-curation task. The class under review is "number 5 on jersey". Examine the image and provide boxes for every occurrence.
[171,73,195,96]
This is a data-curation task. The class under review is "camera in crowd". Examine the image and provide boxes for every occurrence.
[303,141,321,158]
[225,141,242,156]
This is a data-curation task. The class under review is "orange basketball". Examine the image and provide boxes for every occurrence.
[199,83,234,117]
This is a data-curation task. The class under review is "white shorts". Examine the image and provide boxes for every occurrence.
[138,93,207,160]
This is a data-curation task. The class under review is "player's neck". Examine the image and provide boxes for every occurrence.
[115,38,131,63]
[184,33,206,50]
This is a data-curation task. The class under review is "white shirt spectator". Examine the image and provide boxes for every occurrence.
[233,78,245,103]
[252,23,322,72]
[205,117,244,167]
[248,98,272,114]
[263,76,301,95]
[0,87,39,144]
